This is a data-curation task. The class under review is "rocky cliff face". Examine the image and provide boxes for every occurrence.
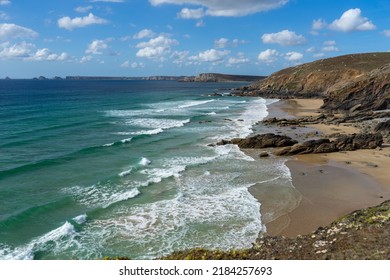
[236,53,390,111]
[322,63,390,112]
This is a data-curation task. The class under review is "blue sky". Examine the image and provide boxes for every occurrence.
[0,0,389,78]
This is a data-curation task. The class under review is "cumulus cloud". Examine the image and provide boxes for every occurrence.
[133,29,156,39]
[177,8,205,19]
[329,8,376,32]
[0,23,38,41]
[75,6,93,13]
[80,55,93,63]
[0,41,33,58]
[149,0,288,17]
[0,0,11,6]
[189,48,230,64]
[261,30,306,46]
[227,53,249,66]
[284,51,303,61]
[86,39,108,54]
[0,41,68,61]
[322,40,339,52]
[214,38,229,49]
[58,13,108,30]
[258,49,279,63]
[136,35,178,60]
[29,48,69,61]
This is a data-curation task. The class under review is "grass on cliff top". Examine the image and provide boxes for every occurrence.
[271,52,390,77]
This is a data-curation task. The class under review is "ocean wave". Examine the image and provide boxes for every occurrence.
[177,99,215,109]
[72,214,87,225]
[0,221,76,260]
[118,168,133,177]
[139,157,152,166]
[64,184,140,209]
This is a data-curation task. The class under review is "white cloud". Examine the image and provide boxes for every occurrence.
[136,35,178,60]
[329,8,376,32]
[29,48,69,61]
[312,18,327,30]
[214,38,229,49]
[0,11,10,20]
[195,20,205,27]
[189,48,230,64]
[0,23,38,41]
[149,0,288,17]
[284,51,303,61]
[382,30,390,37]
[322,40,339,52]
[80,55,93,63]
[75,6,93,13]
[86,39,108,54]
[313,53,325,58]
[58,13,108,30]
[258,49,279,63]
[171,50,189,64]
[0,41,33,59]
[121,60,145,68]
[306,47,316,53]
[133,29,156,39]
[261,30,306,46]
[0,41,68,61]
[177,8,205,19]
[0,0,11,6]
[227,53,249,66]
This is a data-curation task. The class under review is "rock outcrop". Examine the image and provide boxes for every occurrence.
[274,133,383,156]
[216,133,298,149]
[322,63,390,112]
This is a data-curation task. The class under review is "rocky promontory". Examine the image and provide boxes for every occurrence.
[234,52,390,112]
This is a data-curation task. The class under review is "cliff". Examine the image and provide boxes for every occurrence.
[235,52,390,111]
[180,73,266,82]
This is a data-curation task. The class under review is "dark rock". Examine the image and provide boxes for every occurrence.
[259,151,270,158]
[374,120,390,133]
[275,133,382,156]
[216,133,298,149]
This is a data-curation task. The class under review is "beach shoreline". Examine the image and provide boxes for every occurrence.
[249,99,390,238]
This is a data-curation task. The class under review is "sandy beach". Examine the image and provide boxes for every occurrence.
[251,99,390,238]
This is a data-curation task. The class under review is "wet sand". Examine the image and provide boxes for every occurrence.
[250,99,390,237]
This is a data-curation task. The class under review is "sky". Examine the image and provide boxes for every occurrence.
[0,0,389,78]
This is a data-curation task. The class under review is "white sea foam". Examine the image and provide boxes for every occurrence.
[139,157,152,166]
[119,168,133,177]
[126,118,190,130]
[120,138,132,143]
[205,112,217,115]
[73,214,88,224]
[177,99,215,109]
[102,142,115,147]
[131,128,164,135]
[64,184,140,209]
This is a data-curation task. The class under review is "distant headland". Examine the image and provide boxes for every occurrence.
[2,73,266,83]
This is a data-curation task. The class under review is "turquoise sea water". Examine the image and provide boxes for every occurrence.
[0,80,292,259]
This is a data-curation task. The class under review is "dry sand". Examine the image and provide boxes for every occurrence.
[252,99,390,237]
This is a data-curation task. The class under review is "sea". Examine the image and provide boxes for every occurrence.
[0,80,293,260]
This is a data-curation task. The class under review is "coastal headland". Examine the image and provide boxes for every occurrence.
[164,52,390,259]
